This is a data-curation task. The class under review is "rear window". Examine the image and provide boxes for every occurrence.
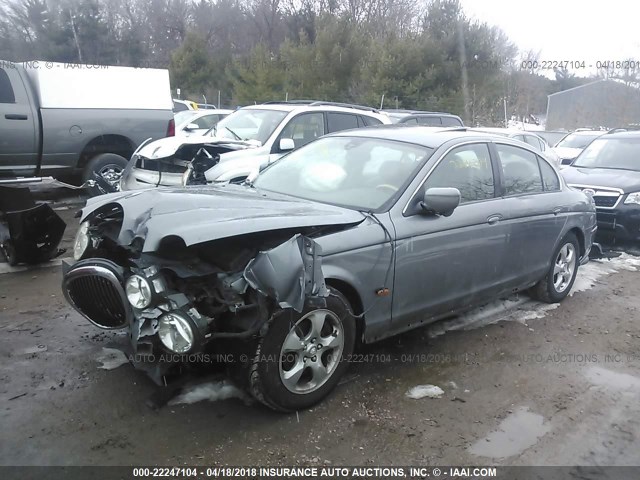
[0,69,16,103]
[361,115,383,126]
[441,116,463,127]
[417,116,442,126]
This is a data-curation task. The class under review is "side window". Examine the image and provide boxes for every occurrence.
[423,143,495,203]
[361,115,382,126]
[279,112,325,149]
[327,113,358,133]
[495,144,543,196]
[194,115,219,128]
[524,135,543,151]
[539,157,560,191]
[417,116,442,126]
[0,68,16,104]
[441,116,463,127]
[401,117,418,125]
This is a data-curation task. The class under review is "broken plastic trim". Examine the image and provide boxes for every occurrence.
[243,234,329,313]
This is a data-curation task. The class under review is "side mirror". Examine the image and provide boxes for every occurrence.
[279,138,295,152]
[421,187,460,216]
[184,123,199,131]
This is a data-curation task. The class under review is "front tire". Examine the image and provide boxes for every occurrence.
[247,291,355,412]
[82,153,128,197]
[531,232,580,303]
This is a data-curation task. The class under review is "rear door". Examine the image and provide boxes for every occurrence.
[390,142,510,327]
[0,65,38,176]
[492,142,565,287]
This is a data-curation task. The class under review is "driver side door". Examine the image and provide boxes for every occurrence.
[390,142,510,329]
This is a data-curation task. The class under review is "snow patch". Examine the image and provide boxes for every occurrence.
[426,253,640,338]
[169,380,244,405]
[571,254,640,295]
[406,385,445,399]
[96,347,130,370]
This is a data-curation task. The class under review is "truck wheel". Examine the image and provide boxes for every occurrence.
[530,232,580,303]
[246,291,355,412]
[82,153,128,196]
[0,241,18,266]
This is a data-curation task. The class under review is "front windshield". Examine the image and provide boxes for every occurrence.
[205,109,288,143]
[253,136,433,211]
[573,138,640,170]
[556,133,600,149]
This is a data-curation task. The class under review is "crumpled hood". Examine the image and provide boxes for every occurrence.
[80,184,365,252]
[561,166,640,193]
[552,146,582,160]
[137,135,259,159]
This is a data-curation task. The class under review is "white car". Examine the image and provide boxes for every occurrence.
[470,128,561,165]
[552,130,605,165]
[120,101,391,190]
[176,109,233,137]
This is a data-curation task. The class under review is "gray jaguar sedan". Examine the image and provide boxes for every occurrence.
[62,127,597,411]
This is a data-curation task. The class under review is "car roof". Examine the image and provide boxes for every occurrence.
[243,103,382,116]
[565,130,604,136]
[602,130,640,139]
[328,125,513,148]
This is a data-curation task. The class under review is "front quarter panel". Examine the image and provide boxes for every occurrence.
[315,213,394,342]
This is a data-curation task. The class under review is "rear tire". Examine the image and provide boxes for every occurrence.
[531,232,580,303]
[82,153,128,197]
[245,291,355,412]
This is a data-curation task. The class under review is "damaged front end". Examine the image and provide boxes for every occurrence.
[62,212,329,383]
[120,138,255,190]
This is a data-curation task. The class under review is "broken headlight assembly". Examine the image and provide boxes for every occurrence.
[125,274,153,309]
[157,312,195,353]
[73,221,90,260]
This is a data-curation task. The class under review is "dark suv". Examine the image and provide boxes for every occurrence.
[383,110,464,127]
[561,131,640,241]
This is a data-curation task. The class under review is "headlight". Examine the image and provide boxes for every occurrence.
[158,312,194,353]
[624,192,640,205]
[73,221,90,260]
[125,275,153,309]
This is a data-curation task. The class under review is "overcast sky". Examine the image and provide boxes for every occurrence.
[460,0,640,76]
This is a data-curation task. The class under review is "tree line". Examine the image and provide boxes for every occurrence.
[1,0,635,125]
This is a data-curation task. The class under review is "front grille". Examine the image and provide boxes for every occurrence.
[63,260,129,329]
[594,195,619,208]
[568,185,621,209]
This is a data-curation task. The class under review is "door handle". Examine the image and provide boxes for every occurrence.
[553,207,563,215]
[487,214,503,225]
[5,114,28,120]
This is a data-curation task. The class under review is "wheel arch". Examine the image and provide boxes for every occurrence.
[568,226,586,258]
[78,135,135,170]
[325,277,365,345]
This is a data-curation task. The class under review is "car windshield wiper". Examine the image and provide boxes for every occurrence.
[224,126,242,141]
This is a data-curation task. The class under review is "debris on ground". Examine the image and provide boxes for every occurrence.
[168,380,244,405]
[95,347,130,370]
[405,385,445,399]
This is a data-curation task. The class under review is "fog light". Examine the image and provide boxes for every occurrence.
[125,275,152,309]
[158,312,194,353]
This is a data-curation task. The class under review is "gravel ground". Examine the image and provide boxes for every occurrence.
[1,188,639,468]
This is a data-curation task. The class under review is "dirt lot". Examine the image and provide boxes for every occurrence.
[1,188,640,467]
